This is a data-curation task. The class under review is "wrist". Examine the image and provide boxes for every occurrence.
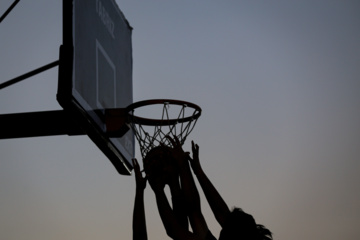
[193,166,204,176]
[152,186,165,194]
[136,188,145,194]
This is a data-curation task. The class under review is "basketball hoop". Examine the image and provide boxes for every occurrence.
[125,99,201,159]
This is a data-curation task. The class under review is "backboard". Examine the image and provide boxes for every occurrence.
[57,0,134,175]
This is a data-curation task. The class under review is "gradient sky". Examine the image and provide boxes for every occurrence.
[1,1,360,240]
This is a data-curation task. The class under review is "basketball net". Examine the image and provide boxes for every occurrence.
[127,101,201,159]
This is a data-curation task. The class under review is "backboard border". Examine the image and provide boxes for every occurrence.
[57,0,133,175]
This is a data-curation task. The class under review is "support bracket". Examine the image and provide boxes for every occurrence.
[0,110,84,139]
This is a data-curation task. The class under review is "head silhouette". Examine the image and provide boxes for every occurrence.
[219,208,272,240]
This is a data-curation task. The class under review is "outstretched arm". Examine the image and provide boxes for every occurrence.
[167,137,209,239]
[148,170,196,240]
[154,188,197,240]
[189,141,230,228]
[132,158,147,240]
[168,169,189,230]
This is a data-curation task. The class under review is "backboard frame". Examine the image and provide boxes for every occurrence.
[57,0,134,175]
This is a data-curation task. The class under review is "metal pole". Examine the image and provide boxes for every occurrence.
[0,60,59,90]
[0,0,20,23]
[0,110,84,139]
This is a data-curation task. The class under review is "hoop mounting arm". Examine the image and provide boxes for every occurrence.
[0,110,84,139]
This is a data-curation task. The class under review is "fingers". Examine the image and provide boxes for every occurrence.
[174,136,181,146]
[185,151,191,160]
[132,158,139,170]
[132,158,140,175]
[165,135,176,147]
[133,158,147,190]
[165,135,181,147]
[191,141,199,154]
[133,158,145,178]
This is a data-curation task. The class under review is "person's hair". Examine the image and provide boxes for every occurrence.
[219,207,272,240]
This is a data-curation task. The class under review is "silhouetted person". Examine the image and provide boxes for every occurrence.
[143,145,189,230]
[188,141,273,240]
[144,137,215,240]
[167,137,216,240]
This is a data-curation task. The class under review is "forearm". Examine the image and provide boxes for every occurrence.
[178,161,210,239]
[133,189,147,240]
[169,179,189,229]
[179,161,201,211]
[193,167,230,227]
[154,189,195,240]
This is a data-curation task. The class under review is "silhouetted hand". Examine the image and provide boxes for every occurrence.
[166,136,190,168]
[189,141,202,174]
[133,158,147,191]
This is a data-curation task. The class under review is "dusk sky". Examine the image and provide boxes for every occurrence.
[1,1,360,240]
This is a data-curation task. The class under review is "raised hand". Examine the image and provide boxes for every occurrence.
[165,136,190,168]
[133,158,147,191]
[166,136,210,239]
[189,141,202,174]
